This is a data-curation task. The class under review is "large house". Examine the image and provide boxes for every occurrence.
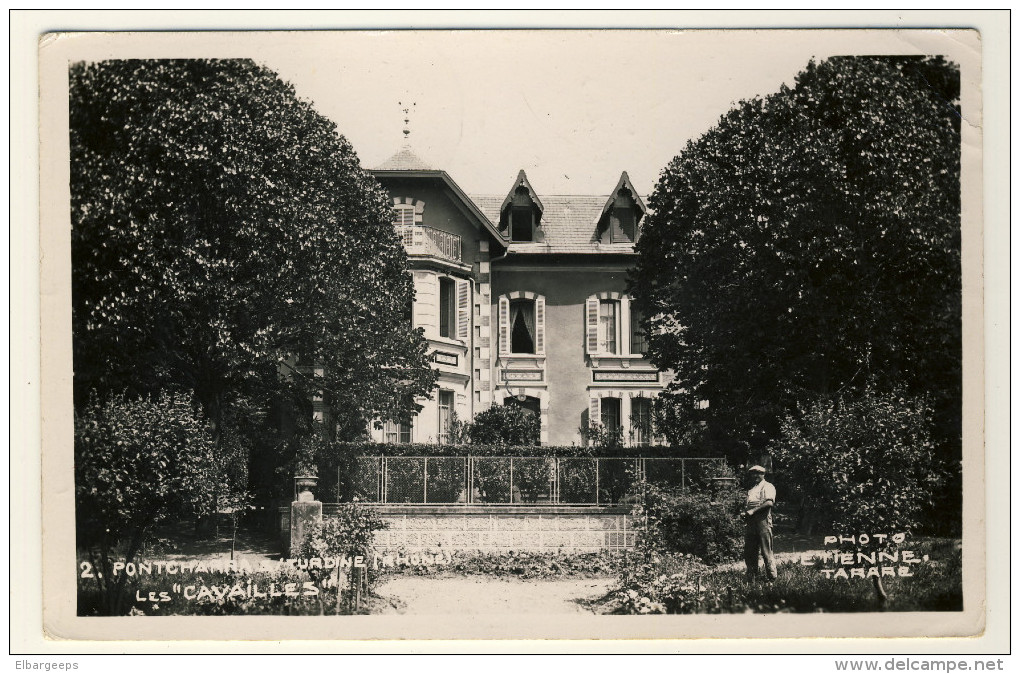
[367,145,671,447]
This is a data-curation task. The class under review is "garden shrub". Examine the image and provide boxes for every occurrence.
[75,391,218,615]
[382,549,626,580]
[613,553,712,614]
[464,403,540,446]
[297,502,388,609]
[634,478,744,564]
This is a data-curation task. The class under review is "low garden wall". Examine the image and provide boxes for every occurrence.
[357,504,637,552]
[279,448,726,554]
[278,504,638,554]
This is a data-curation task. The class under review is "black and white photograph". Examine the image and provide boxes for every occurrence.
[20,15,1005,653]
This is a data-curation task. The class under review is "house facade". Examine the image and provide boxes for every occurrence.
[368,146,671,447]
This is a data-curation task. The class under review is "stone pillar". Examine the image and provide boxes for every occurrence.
[289,482,322,557]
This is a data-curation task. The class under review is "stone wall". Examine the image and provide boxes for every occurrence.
[326,504,637,552]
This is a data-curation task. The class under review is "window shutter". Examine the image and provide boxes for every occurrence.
[589,397,601,430]
[585,296,600,354]
[535,296,546,354]
[620,297,631,355]
[498,296,510,356]
[457,280,470,341]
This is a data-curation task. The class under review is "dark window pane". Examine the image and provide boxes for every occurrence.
[510,299,536,353]
[630,305,646,353]
[601,397,621,433]
[511,207,533,242]
[438,277,455,337]
[631,398,651,446]
[610,208,635,242]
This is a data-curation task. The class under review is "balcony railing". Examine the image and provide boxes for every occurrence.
[395,225,462,263]
[334,456,727,506]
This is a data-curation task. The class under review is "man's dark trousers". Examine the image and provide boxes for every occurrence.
[744,512,777,580]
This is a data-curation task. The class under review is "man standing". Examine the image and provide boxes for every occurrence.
[743,465,778,581]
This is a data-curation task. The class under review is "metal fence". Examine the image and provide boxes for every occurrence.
[395,225,462,262]
[340,456,727,506]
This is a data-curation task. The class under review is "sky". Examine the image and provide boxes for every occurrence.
[257,29,953,197]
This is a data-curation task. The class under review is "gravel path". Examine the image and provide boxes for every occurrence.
[376,576,615,615]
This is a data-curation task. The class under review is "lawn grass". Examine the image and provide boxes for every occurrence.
[603,538,962,614]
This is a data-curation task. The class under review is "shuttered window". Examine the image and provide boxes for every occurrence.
[610,208,636,243]
[392,204,415,227]
[534,296,545,354]
[498,296,510,355]
[456,280,470,341]
[510,299,536,354]
[608,189,637,243]
[499,295,545,355]
[438,277,456,338]
[585,296,600,353]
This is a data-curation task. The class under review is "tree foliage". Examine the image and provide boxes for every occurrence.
[630,56,961,460]
[771,387,950,540]
[70,59,437,448]
[75,392,218,614]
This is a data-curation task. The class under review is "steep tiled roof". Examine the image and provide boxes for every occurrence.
[470,193,644,254]
[374,146,433,171]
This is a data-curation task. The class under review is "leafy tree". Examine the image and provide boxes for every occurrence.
[770,386,951,601]
[465,403,541,446]
[75,392,217,615]
[630,56,961,461]
[70,60,437,477]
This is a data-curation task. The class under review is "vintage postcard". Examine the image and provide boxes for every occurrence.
[23,17,1003,650]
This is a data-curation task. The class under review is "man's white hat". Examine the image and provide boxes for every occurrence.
[747,465,767,473]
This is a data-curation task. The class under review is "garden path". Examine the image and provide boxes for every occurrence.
[375,576,614,614]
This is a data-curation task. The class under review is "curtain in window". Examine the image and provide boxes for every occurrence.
[521,303,536,341]
[599,301,617,353]
[509,301,522,334]
[509,300,535,353]
[438,391,454,444]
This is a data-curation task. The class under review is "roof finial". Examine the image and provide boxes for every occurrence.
[399,100,415,142]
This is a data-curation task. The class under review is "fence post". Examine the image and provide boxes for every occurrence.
[595,458,600,505]
[288,480,322,557]
[681,458,686,493]
[554,457,560,504]
[423,457,428,504]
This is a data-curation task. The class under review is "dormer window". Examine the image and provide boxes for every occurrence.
[500,170,544,243]
[609,188,637,243]
[510,188,535,242]
[599,171,647,244]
